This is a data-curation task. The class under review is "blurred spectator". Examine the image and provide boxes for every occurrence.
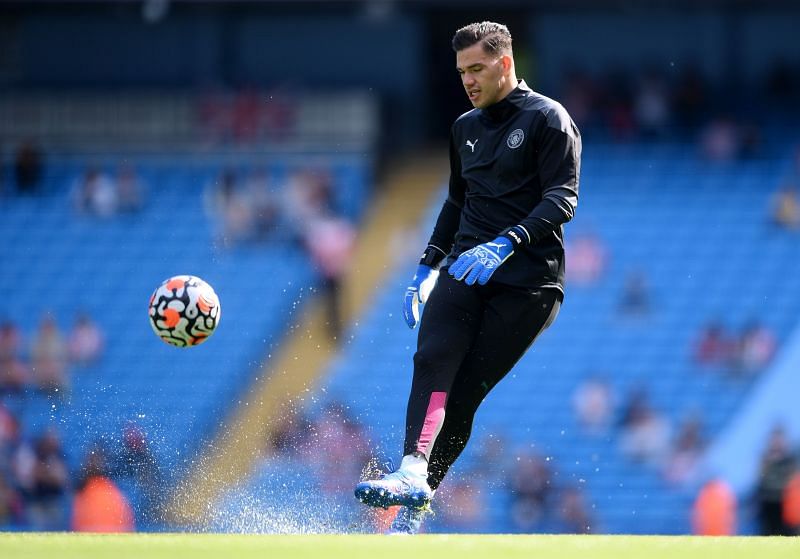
[115,164,145,213]
[770,184,800,231]
[231,89,262,143]
[72,475,135,532]
[601,69,637,141]
[0,321,29,392]
[283,168,335,237]
[700,117,742,162]
[784,469,800,535]
[73,446,134,532]
[472,433,510,488]
[13,141,43,194]
[664,414,706,485]
[305,215,357,340]
[565,232,607,286]
[672,67,708,131]
[553,486,594,534]
[732,320,776,375]
[0,354,30,394]
[197,91,231,144]
[199,88,298,145]
[30,315,69,394]
[755,426,796,535]
[245,168,281,241]
[634,71,671,138]
[113,421,161,520]
[618,388,671,465]
[508,451,551,532]
[561,69,596,128]
[556,65,784,145]
[72,167,118,217]
[370,505,402,534]
[260,86,297,141]
[27,430,69,530]
[0,321,23,361]
[76,443,110,485]
[284,167,355,339]
[263,402,374,533]
[204,169,256,247]
[115,422,159,480]
[0,402,18,446]
[268,410,313,458]
[0,475,24,528]
[572,375,614,435]
[68,312,104,367]
[302,403,370,494]
[0,409,20,525]
[691,478,737,535]
[10,433,35,498]
[0,403,20,475]
[694,321,735,367]
[437,473,488,532]
[618,270,651,317]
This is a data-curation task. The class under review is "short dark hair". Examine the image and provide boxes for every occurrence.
[452,21,513,54]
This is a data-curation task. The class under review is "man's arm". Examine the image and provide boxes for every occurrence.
[501,110,581,248]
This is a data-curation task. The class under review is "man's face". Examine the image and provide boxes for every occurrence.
[456,42,511,109]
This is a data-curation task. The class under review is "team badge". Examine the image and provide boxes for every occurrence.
[507,128,525,149]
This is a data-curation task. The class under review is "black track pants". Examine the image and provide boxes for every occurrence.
[403,271,561,490]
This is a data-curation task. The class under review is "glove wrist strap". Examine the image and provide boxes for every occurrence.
[498,225,531,248]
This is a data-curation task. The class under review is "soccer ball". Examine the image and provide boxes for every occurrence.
[148,275,221,347]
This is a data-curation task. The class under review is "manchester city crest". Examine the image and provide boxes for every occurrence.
[507,128,525,149]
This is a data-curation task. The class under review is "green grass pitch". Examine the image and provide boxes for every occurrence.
[1,533,799,559]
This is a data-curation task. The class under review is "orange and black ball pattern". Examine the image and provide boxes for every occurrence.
[148,275,221,347]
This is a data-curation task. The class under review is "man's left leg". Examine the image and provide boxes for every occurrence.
[355,273,483,511]
[426,287,561,492]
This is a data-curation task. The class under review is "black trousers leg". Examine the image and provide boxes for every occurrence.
[403,273,482,459]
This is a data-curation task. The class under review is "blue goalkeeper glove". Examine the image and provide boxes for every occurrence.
[449,236,514,286]
[402,264,440,329]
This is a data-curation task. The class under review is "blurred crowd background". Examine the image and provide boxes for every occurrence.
[1,0,799,536]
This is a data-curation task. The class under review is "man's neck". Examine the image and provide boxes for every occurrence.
[496,76,520,103]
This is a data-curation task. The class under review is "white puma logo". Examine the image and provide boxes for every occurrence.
[466,138,478,153]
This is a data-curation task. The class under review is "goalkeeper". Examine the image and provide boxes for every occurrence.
[355,21,581,534]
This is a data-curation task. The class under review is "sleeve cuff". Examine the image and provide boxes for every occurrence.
[419,244,448,268]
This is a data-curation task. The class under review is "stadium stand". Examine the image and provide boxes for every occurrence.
[3,140,798,534]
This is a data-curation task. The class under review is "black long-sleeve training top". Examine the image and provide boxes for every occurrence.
[424,80,582,293]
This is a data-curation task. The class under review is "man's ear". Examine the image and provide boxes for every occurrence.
[501,54,513,74]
